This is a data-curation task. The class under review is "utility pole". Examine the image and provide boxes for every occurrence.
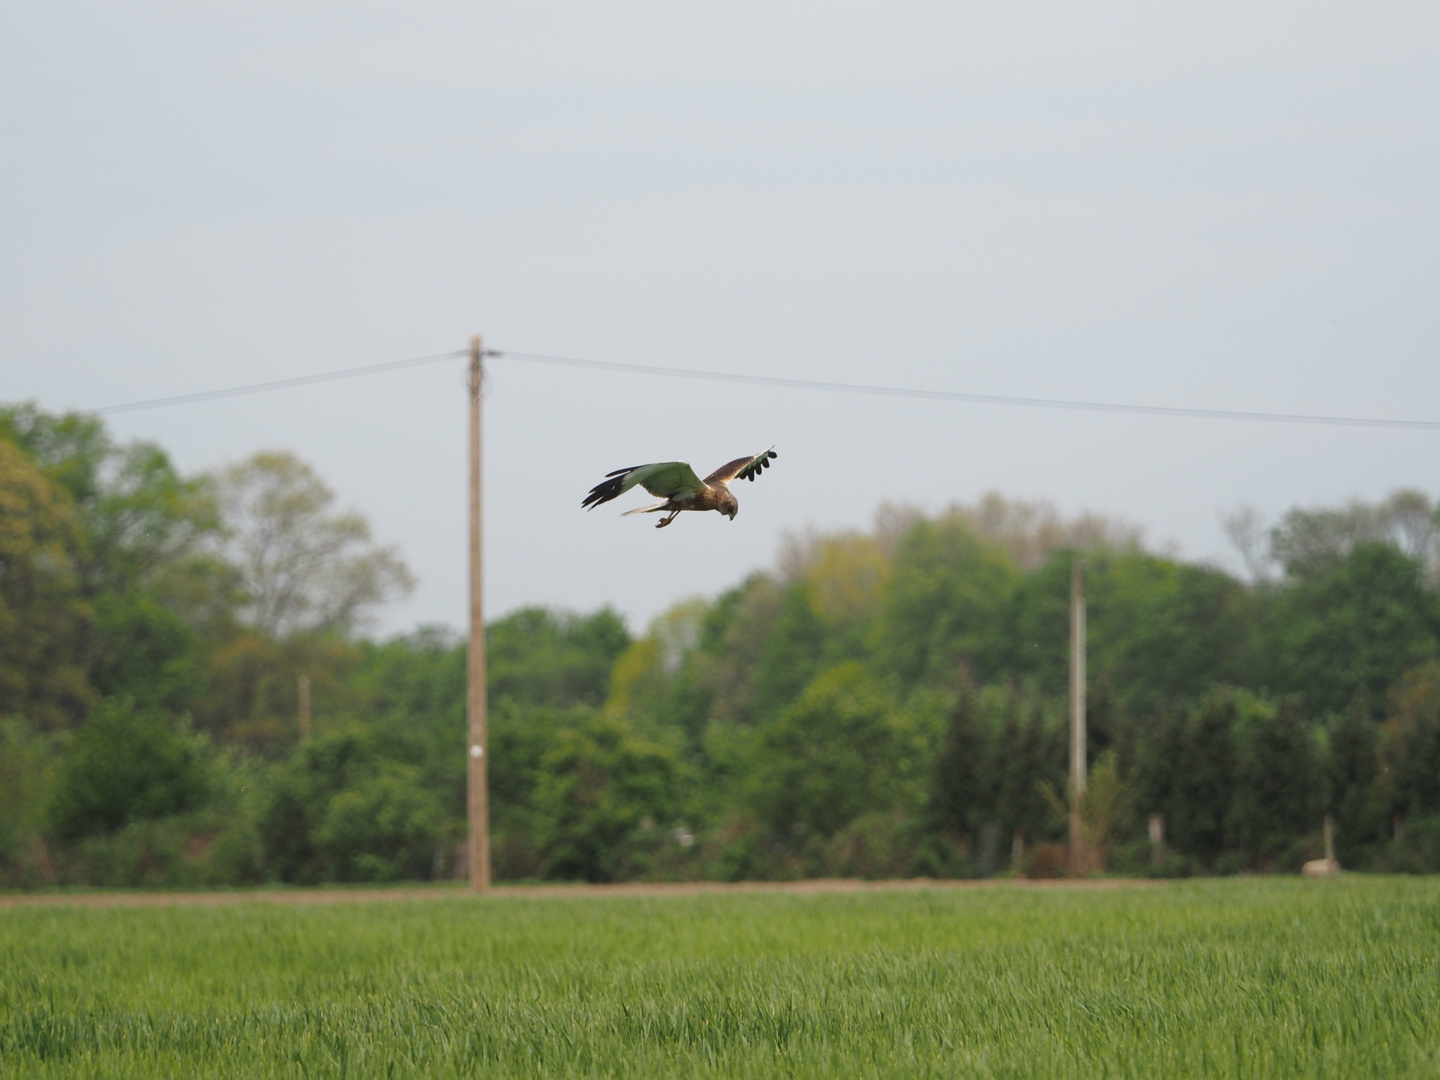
[297,674,311,744]
[1069,556,1087,876]
[467,335,491,892]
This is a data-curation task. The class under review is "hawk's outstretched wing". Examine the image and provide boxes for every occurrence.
[705,448,778,486]
[582,461,708,510]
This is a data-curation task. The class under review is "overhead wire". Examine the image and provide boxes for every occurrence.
[79,345,1440,432]
[86,349,468,415]
[493,350,1440,432]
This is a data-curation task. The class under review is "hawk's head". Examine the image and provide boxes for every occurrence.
[719,490,739,520]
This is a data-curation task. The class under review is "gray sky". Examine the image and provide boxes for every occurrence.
[3,1,1437,637]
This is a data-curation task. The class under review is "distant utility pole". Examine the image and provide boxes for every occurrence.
[467,335,491,893]
[298,674,311,744]
[1069,556,1087,876]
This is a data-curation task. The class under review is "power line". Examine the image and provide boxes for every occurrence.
[494,350,1440,432]
[79,344,1440,432]
[86,349,468,415]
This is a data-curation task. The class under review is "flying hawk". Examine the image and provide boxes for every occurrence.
[583,448,778,528]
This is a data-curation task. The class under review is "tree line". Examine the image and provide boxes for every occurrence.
[2,401,1439,887]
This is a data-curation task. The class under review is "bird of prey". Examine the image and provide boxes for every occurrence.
[583,448,778,528]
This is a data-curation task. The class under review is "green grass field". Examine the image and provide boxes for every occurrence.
[2,878,1438,1078]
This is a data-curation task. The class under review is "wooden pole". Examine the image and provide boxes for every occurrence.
[297,674,311,744]
[467,335,491,892]
[1069,556,1087,875]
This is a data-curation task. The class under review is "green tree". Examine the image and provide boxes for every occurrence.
[1269,490,1439,580]
[993,697,1056,846]
[994,549,1243,712]
[0,440,90,728]
[1379,663,1440,823]
[1,404,228,718]
[258,727,443,883]
[0,718,61,882]
[751,663,905,841]
[198,629,361,751]
[1167,690,1238,867]
[879,517,1017,688]
[1088,555,1246,714]
[1132,702,1185,830]
[353,626,468,815]
[748,582,830,722]
[1327,692,1380,862]
[928,677,986,841]
[0,404,225,608]
[313,763,447,883]
[45,698,210,842]
[214,451,413,638]
[487,606,630,710]
[1229,696,1320,867]
[797,532,891,661]
[88,590,199,711]
[533,713,679,882]
[988,551,1075,694]
[1259,543,1440,715]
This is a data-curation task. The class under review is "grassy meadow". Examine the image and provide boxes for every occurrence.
[2,878,1438,1078]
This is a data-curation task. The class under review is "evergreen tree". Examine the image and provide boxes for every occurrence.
[994,697,1051,845]
[1133,703,1184,825]
[1327,691,1380,862]
[1169,690,1237,866]
[1381,663,1440,822]
[928,677,986,844]
[1229,696,1320,867]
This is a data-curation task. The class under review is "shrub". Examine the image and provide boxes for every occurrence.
[257,728,449,884]
[823,811,915,879]
[1023,843,1068,879]
[533,713,679,882]
[45,698,209,842]
[315,764,446,882]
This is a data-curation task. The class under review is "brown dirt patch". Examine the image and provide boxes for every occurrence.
[0,877,1162,910]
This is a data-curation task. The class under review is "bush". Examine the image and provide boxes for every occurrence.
[315,764,446,882]
[533,713,679,882]
[823,811,915,879]
[751,664,907,840]
[0,717,60,886]
[1023,843,1068,879]
[906,832,975,880]
[70,817,203,888]
[258,729,449,884]
[705,812,796,883]
[46,699,210,842]
[1381,814,1440,874]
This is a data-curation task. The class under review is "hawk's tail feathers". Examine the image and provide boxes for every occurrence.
[622,500,668,516]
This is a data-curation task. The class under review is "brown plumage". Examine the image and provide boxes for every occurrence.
[582,448,778,528]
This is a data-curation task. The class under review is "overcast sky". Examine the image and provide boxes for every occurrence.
[3,1,1437,637]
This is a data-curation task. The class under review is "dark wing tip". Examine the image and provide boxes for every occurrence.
[583,466,639,510]
[736,447,778,483]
